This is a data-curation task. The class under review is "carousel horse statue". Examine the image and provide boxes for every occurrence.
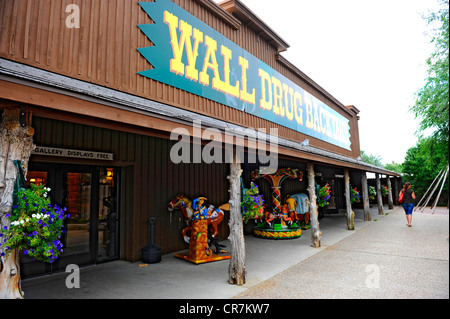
[167,195,226,243]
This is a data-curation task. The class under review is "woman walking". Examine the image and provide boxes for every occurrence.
[400,182,416,227]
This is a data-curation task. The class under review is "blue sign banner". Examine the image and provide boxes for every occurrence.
[137,0,351,150]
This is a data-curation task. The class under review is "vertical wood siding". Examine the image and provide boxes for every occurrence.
[32,116,230,261]
[0,0,360,159]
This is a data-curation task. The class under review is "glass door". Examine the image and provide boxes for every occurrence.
[61,168,95,268]
[22,163,119,278]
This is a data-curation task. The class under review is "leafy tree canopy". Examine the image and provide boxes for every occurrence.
[360,150,384,168]
[411,0,449,163]
[384,161,403,174]
[402,136,448,205]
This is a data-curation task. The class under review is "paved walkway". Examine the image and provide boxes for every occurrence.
[235,206,449,299]
[21,206,449,299]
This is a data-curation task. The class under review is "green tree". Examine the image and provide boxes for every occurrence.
[384,161,403,174]
[360,150,384,167]
[411,0,449,163]
[402,137,449,205]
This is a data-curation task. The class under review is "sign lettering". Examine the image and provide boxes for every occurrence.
[137,0,351,150]
[32,146,114,161]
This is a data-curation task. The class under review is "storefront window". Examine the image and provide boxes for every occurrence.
[26,171,47,187]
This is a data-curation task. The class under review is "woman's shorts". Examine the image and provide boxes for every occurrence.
[402,203,414,215]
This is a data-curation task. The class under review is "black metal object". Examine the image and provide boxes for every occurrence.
[142,217,161,263]
[208,233,226,254]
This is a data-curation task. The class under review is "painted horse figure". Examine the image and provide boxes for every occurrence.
[282,195,300,225]
[167,195,226,243]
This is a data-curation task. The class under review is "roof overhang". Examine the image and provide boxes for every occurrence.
[218,0,290,52]
[0,58,399,177]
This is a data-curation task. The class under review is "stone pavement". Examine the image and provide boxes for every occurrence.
[21,205,449,299]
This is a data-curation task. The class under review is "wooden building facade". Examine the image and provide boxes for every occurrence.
[0,0,399,279]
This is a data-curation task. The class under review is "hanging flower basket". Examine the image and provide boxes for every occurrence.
[381,185,388,197]
[1,184,69,263]
[368,186,376,201]
[241,182,265,223]
[350,186,361,204]
[317,183,331,207]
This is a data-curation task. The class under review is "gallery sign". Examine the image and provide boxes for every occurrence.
[32,146,114,161]
[137,0,351,150]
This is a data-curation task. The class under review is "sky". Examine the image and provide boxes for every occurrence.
[213,0,442,165]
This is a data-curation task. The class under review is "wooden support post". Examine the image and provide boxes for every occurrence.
[393,177,399,205]
[344,169,354,230]
[376,173,384,215]
[387,176,394,209]
[227,150,246,285]
[307,163,321,247]
[0,108,35,299]
[361,172,371,221]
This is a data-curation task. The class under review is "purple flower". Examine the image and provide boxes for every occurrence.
[32,231,37,236]
[24,250,29,255]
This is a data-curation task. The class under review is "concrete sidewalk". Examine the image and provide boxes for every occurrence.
[21,206,449,299]
[235,206,449,299]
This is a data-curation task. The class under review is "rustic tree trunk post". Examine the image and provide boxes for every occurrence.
[386,176,394,209]
[0,108,35,299]
[227,149,246,285]
[376,173,384,215]
[344,169,354,230]
[361,172,371,221]
[307,163,321,247]
[393,177,399,205]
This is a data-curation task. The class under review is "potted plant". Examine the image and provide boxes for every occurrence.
[368,186,376,201]
[381,185,388,197]
[1,184,68,263]
[241,182,265,223]
[350,186,361,204]
[317,183,331,208]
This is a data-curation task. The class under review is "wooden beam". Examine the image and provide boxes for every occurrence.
[0,108,34,299]
[387,176,394,209]
[307,163,321,247]
[361,172,371,221]
[376,173,384,215]
[227,149,246,285]
[344,168,354,230]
